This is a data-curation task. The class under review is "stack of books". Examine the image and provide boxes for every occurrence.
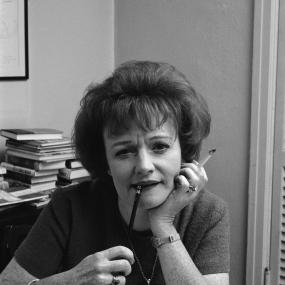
[57,159,91,186]
[0,128,76,207]
[0,166,8,190]
[0,179,50,208]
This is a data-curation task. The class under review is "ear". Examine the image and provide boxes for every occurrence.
[107,169,112,176]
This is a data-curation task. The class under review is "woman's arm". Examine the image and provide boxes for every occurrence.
[152,224,229,285]
[148,162,229,285]
[0,258,37,285]
[0,246,134,285]
[0,258,75,285]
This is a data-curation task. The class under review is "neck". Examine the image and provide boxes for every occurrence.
[118,198,150,232]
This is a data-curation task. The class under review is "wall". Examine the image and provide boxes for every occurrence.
[0,0,114,153]
[115,1,252,284]
[0,1,252,283]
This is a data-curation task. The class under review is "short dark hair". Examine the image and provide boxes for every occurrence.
[73,60,211,179]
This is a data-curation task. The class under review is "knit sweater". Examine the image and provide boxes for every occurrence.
[15,179,230,284]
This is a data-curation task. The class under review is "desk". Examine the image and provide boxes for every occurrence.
[0,204,42,272]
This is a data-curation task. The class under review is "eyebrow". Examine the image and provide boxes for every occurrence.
[110,140,133,148]
[110,135,174,149]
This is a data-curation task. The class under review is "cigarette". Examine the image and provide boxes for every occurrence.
[199,148,216,166]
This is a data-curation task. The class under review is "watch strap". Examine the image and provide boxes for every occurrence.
[151,233,180,248]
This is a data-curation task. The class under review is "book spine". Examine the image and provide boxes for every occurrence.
[65,160,82,169]
[58,171,72,180]
[6,170,33,184]
[0,181,9,190]
[6,154,40,170]
[0,166,7,175]
[6,149,75,161]
[1,162,36,176]
[59,168,89,180]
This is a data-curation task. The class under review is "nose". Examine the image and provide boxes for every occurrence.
[135,149,155,175]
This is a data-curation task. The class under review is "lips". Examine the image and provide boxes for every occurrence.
[131,180,160,190]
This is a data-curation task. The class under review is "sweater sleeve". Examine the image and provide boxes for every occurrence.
[14,188,71,278]
[192,199,230,274]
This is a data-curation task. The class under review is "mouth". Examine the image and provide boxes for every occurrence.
[131,180,161,191]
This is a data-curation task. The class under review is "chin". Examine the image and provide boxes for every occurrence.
[139,194,167,209]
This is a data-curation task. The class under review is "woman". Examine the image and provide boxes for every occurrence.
[0,61,230,284]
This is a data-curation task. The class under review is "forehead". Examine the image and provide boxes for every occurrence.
[103,119,177,142]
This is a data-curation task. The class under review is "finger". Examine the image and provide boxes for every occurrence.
[101,246,135,265]
[175,175,198,197]
[181,161,202,175]
[199,166,208,182]
[108,275,126,285]
[175,175,190,192]
[179,167,200,186]
[109,259,133,276]
[181,163,208,183]
[192,159,200,166]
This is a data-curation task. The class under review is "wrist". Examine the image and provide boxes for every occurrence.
[33,271,72,285]
[150,221,177,237]
[151,232,181,248]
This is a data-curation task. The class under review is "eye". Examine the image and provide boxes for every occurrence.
[115,147,136,158]
[152,142,170,153]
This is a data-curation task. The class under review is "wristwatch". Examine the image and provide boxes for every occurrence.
[151,233,181,248]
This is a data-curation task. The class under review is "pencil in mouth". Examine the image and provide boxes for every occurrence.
[128,185,142,235]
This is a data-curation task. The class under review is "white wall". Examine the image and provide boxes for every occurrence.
[115,1,252,284]
[0,0,114,153]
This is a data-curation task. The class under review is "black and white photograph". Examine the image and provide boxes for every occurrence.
[0,1,284,285]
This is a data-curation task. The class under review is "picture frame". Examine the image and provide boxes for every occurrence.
[0,0,29,80]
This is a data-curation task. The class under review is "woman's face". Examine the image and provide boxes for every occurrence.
[103,119,182,214]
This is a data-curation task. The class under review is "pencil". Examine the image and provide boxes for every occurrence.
[128,185,142,235]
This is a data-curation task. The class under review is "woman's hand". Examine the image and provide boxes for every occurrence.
[64,246,134,285]
[148,161,208,236]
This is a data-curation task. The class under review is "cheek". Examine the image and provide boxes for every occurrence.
[169,148,182,172]
[109,161,131,186]
[165,152,182,184]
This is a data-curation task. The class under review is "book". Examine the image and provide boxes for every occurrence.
[0,166,7,175]
[30,197,51,208]
[6,140,74,153]
[58,167,89,180]
[6,145,74,156]
[0,181,9,190]
[1,162,58,177]
[57,175,91,186]
[5,170,57,184]
[65,159,82,169]
[0,128,63,141]
[12,137,73,147]
[6,154,66,170]
[9,187,53,198]
[5,149,75,162]
[5,178,56,193]
[0,190,49,207]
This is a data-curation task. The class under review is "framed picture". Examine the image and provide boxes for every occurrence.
[0,0,29,80]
